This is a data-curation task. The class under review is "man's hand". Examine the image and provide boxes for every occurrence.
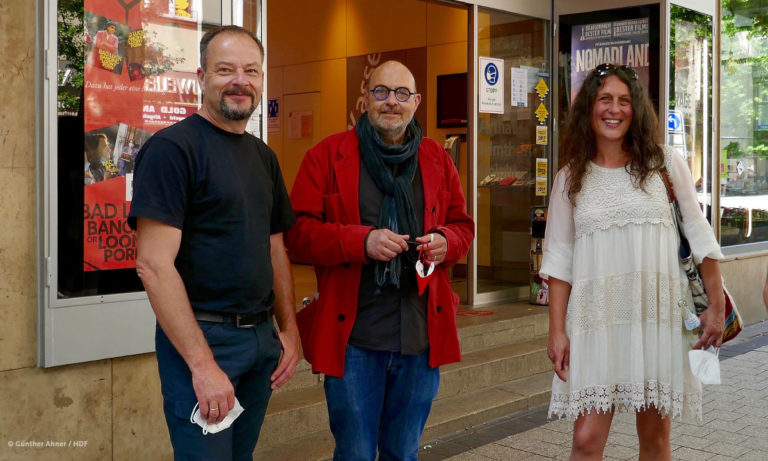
[415,233,447,265]
[547,331,570,382]
[191,360,235,424]
[270,326,300,389]
[365,229,409,261]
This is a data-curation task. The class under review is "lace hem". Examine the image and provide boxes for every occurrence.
[548,380,702,422]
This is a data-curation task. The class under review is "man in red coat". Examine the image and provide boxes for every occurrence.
[285,61,474,461]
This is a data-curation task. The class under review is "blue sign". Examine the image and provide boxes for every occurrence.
[484,63,499,85]
[667,111,682,131]
[268,98,279,118]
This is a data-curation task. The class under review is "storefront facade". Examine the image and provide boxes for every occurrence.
[0,0,765,458]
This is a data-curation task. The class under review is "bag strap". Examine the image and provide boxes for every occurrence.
[659,166,677,203]
[659,167,691,250]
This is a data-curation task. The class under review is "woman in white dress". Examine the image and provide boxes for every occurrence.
[540,63,725,461]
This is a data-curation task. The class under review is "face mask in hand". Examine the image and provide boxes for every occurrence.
[688,347,721,385]
[190,398,244,435]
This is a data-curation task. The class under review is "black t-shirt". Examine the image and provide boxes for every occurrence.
[128,114,295,314]
[348,160,428,354]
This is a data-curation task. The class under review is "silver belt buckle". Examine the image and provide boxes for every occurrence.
[235,313,255,329]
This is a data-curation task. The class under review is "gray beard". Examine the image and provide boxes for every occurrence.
[220,99,256,121]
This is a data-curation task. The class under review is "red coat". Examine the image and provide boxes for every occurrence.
[285,129,475,378]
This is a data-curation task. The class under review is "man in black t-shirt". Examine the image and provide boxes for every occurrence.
[128,26,298,460]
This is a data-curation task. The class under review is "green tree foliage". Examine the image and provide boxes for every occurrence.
[58,0,85,114]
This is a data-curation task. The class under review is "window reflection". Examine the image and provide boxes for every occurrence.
[720,3,768,246]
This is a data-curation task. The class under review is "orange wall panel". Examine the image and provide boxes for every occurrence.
[427,1,467,46]
[267,0,347,67]
[346,0,427,57]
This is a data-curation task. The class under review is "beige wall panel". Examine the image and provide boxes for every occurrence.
[0,361,111,461]
[721,255,768,326]
[112,354,172,461]
[427,1,468,46]
[0,167,38,371]
[0,0,35,169]
[267,0,347,67]
[346,0,427,57]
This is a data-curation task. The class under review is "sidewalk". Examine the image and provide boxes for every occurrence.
[421,321,768,461]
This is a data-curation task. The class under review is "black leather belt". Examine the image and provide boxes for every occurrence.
[193,308,273,329]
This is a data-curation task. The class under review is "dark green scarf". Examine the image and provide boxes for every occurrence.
[356,112,423,288]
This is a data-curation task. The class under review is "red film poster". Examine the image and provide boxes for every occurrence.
[83,0,200,271]
[83,176,136,271]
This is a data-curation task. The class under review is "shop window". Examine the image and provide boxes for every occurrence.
[55,0,262,298]
[720,2,768,246]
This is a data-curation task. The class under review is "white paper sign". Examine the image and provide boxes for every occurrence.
[509,67,527,107]
[479,57,504,114]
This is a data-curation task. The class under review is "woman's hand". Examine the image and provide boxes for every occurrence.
[547,330,570,382]
[694,297,725,350]
[694,258,726,350]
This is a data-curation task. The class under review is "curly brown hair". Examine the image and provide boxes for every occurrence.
[561,64,664,202]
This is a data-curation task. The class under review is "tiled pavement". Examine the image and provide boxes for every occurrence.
[420,321,768,461]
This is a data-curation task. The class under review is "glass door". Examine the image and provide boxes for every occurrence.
[473,6,551,304]
[668,4,714,222]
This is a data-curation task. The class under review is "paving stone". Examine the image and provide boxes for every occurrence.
[542,419,572,433]
[605,431,639,448]
[671,422,714,438]
[446,451,495,460]
[740,449,768,460]
[602,444,637,460]
[673,434,712,449]
[494,433,547,452]
[472,443,535,460]
[740,435,768,452]
[706,441,751,457]
[671,446,717,460]
[610,421,638,436]
[521,441,571,458]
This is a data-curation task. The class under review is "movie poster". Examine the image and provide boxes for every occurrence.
[82,0,200,271]
[570,17,650,103]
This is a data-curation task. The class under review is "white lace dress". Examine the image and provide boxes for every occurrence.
[540,148,722,421]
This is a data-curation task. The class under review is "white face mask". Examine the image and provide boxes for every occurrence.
[190,398,244,435]
[688,347,721,385]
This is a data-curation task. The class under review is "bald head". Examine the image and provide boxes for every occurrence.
[368,61,417,93]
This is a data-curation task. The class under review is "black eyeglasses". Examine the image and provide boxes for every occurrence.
[594,63,638,81]
[370,85,417,102]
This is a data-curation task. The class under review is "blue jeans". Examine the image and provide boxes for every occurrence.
[324,345,440,461]
[155,320,282,461]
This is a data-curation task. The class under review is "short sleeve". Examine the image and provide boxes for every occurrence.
[267,145,296,234]
[127,136,191,230]
[540,167,575,284]
[666,147,723,264]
